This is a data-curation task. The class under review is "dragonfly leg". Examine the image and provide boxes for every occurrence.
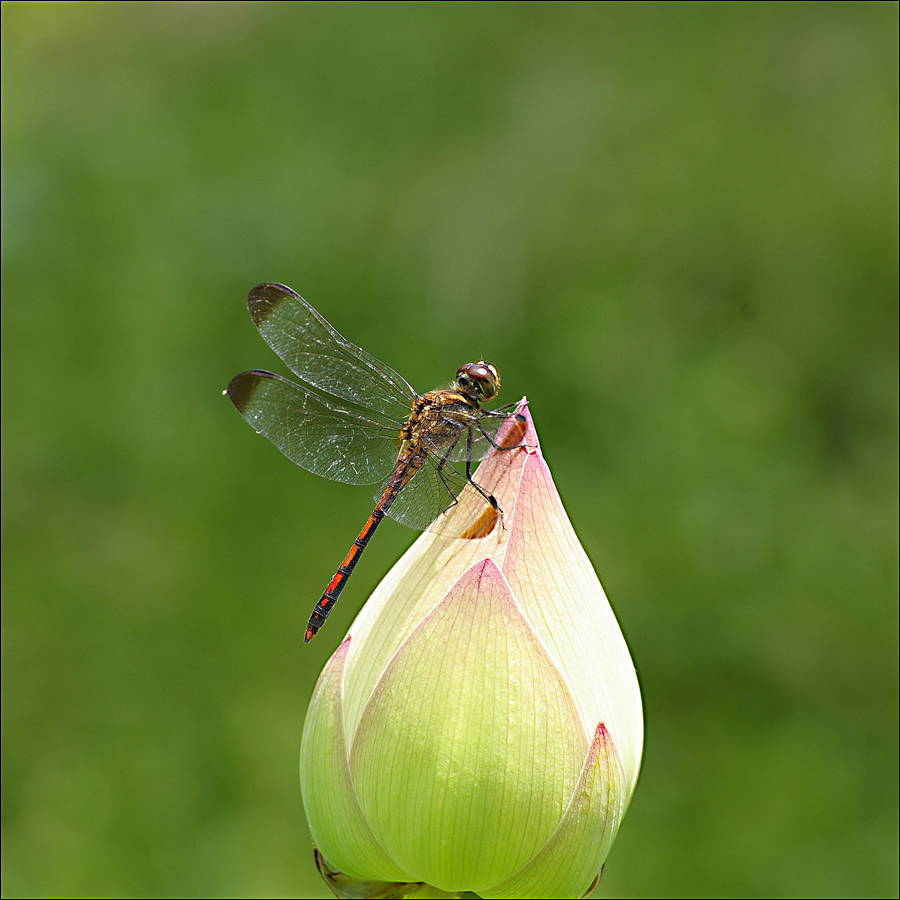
[464,425,475,480]
[458,425,507,529]
[431,436,463,516]
[431,434,503,529]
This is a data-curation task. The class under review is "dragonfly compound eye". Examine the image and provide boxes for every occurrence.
[457,361,500,402]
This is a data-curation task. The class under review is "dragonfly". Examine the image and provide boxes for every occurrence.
[225,283,526,642]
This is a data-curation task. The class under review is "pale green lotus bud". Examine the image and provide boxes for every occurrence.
[300,404,643,899]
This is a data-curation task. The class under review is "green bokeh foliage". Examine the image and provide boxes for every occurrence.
[2,3,897,897]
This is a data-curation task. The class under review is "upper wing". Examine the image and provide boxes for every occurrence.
[247,283,417,419]
[226,370,402,485]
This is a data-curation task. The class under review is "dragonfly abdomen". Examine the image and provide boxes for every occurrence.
[304,451,419,643]
[303,506,387,642]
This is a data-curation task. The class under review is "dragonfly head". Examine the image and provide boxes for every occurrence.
[456,361,500,403]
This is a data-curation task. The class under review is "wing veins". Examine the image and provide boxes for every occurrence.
[227,370,402,485]
[248,284,418,418]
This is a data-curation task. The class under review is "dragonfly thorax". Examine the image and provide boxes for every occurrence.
[456,361,500,403]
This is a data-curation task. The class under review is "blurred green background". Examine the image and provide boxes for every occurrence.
[2,2,897,897]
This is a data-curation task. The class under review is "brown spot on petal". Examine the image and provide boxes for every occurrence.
[459,504,499,539]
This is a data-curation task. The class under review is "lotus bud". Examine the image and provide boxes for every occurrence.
[300,403,642,899]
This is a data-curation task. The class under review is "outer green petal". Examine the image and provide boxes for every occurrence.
[501,452,643,797]
[480,722,626,900]
[350,559,587,895]
[300,635,411,882]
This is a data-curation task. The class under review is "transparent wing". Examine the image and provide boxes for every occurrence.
[379,454,463,531]
[383,408,528,532]
[226,370,402,485]
[247,283,417,419]
[437,410,519,465]
[376,450,498,536]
